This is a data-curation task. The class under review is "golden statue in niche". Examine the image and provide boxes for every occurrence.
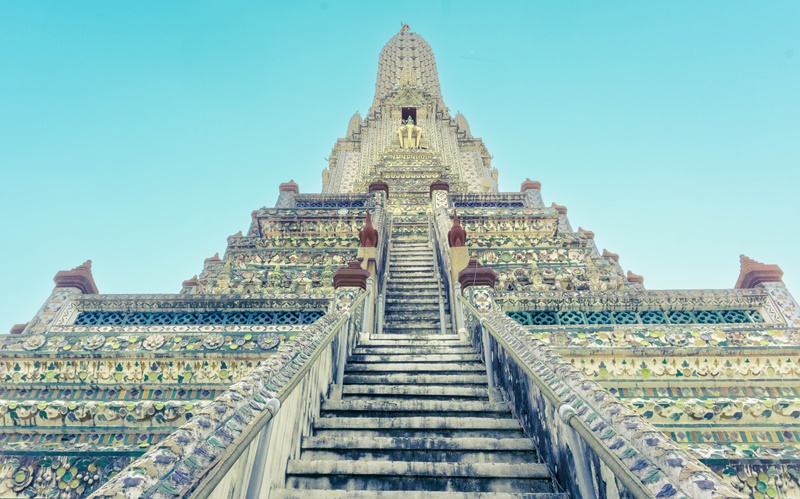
[395,117,424,148]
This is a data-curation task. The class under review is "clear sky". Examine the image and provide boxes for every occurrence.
[1,1,798,332]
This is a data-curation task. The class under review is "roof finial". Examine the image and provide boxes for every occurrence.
[401,23,410,32]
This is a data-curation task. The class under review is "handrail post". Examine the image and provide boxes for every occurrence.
[334,311,351,397]
[364,277,374,341]
[429,215,448,336]
[478,317,495,396]
[454,282,466,337]
[377,287,386,334]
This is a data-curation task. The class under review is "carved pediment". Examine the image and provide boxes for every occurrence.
[389,87,427,107]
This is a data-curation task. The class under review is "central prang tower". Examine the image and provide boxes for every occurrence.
[323,24,497,202]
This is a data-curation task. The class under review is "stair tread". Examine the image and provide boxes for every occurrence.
[343,374,487,385]
[346,363,484,373]
[314,417,521,430]
[342,387,486,398]
[349,354,480,363]
[286,460,550,478]
[368,334,462,341]
[322,400,509,413]
[303,436,535,451]
[272,490,567,499]
[354,347,474,354]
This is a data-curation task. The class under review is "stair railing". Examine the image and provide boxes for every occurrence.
[374,206,391,337]
[335,286,371,389]
[377,218,392,337]
[430,204,458,335]
[428,213,448,335]
[456,292,742,499]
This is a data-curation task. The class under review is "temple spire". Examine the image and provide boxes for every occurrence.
[371,26,445,112]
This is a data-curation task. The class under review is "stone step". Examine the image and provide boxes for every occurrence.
[299,436,537,463]
[349,354,481,363]
[381,330,446,337]
[386,291,440,296]
[384,301,440,307]
[343,373,487,385]
[386,282,439,288]
[361,336,464,344]
[342,384,488,399]
[383,308,442,316]
[385,298,440,304]
[383,316,443,323]
[272,490,568,499]
[284,460,553,493]
[384,302,441,308]
[353,346,475,355]
[384,302,441,309]
[384,302,446,314]
[385,293,440,299]
[345,363,482,373]
[320,399,509,418]
[384,300,442,306]
[381,323,447,330]
[385,298,441,304]
[383,322,443,330]
[387,281,437,287]
[387,284,439,290]
[387,278,437,282]
[387,276,436,280]
[382,313,442,321]
[383,312,446,319]
[386,294,439,305]
[313,416,524,439]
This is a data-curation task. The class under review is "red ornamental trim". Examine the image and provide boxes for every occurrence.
[54,260,99,294]
[602,249,620,263]
[279,180,299,194]
[458,257,497,290]
[429,180,449,198]
[359,212,379,248]
[10,323,27,335]
[333,260,370,290]
[520,178,541,192]
[368,180,389,199]
[448,210,467,248]
[626,270,644,285]
[551,202,567,215]
[735,254,783,289]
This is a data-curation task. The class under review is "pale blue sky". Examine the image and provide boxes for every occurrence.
[1,1,798,332]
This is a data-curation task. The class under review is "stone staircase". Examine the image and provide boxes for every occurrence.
[384,219,449,336]
[272,217,567,498]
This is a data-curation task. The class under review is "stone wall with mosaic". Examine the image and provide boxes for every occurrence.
[0,191,389,496]
[433,185,800,497]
